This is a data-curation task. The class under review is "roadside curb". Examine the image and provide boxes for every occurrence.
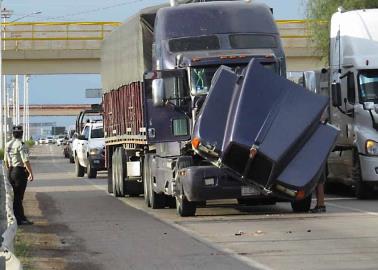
[0,162,23,270]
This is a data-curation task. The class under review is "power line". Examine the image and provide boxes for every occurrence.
[42,0,145,21]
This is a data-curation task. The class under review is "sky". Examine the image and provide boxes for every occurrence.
[2,0,306,131]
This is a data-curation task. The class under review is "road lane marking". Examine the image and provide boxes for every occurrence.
[326,202,378,216]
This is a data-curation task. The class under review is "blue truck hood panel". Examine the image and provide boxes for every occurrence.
[193,60,339,198]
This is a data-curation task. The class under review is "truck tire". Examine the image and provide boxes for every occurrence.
[69,153,75,164]
[143,155,151,207]
[87,159,97,179]
[148,156,165,209]
[114,148,125,197]
[112,148,123,197]
[291,194,312,213]
[75,155,85,177]
[107,165,113,194]
[354,152,370,199]
[176,186,196,217]
[175,157,196,216]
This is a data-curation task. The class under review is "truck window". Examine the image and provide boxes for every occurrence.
[229,34,277,49]
[169,36,220,52]
[358,70,378,103]
[163,76,188,103]
[347,72,355,104]
[83,126,90,140]
[190,62,276,95]
[91,127,104,139]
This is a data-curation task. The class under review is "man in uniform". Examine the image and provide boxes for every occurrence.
[4,125,34,225]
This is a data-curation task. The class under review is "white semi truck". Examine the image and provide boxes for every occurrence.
[302,8,378,198]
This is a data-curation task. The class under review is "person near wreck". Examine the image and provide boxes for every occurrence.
[4,125,34,225]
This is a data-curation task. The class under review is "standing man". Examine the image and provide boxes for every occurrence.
[4,125,34,225]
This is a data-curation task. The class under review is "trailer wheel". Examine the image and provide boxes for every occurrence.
[87,160,97,179]
[112,148,124,197]
[143,155,151,207]
[291,194,312,213]
[176,186,196,217]
[354,152,370,199]
[112,148,119,195]
[117,148,126,197]
[75,156,85,177]
[107,165,113,194]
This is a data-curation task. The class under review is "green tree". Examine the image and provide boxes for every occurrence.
[306,0,378,62]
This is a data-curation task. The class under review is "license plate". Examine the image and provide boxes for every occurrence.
[241,186,260,196]
[93,160,100,164]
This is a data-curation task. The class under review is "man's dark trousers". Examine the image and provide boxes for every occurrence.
[8,166,28,223]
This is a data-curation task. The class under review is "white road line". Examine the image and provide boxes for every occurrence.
[325,197,354,201]
[326,202,378,216]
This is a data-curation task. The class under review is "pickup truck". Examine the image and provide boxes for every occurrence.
[74,121,105,178]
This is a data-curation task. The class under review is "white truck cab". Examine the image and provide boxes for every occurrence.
[74,121,105,178]
[328,8,378,198]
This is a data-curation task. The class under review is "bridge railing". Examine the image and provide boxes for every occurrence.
[2,22,121,51]
[1,20,322,57]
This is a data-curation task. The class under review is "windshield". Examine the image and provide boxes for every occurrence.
[359,70,378,103]
[169,36,220,53]
[190,62,277,95]
[91,127,104,139]
[229,34,277,49]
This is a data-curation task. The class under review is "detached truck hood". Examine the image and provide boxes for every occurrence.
[193,60,339,199]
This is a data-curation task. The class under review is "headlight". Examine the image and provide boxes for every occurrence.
[89,148,100,155]
[366,140,378,155]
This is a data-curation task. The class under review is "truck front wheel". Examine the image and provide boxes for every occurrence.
[291,194,312,213]
[87,159,97,179]
[176,186,196,217]
[353,152,370,199]
[75,156,85,177]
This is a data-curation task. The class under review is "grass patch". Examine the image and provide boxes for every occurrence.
[25,140,35,148]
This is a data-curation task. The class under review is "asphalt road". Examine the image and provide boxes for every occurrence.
[26,144,378,270]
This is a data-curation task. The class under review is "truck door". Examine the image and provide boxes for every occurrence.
[77,125,90,166]
[143,70,191,143]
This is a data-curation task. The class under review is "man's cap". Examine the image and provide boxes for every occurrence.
[12,125,23,132]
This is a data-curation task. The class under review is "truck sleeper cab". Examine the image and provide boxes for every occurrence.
[326,9,378,199]
[102,1,320,216]
[143,2,317,216]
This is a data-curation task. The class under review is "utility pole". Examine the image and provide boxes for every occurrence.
[11,78,15,125]
[15,74,19,125]
[23,75,30,140]
[1,7,13,146]
[23,75,26,140]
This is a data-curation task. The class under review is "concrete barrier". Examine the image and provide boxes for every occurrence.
[0,162,23,270]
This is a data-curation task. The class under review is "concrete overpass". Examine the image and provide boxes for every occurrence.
[16,104,92,116]
[2,20,324,75]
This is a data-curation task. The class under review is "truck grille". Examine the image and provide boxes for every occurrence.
[222,143,272,187]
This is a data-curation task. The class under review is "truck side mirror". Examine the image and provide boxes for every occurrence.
[77,134,88,140]
[346,72,355,104]
[152,78,165,107]
[363,101,374,110]
[331,82,342,107]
